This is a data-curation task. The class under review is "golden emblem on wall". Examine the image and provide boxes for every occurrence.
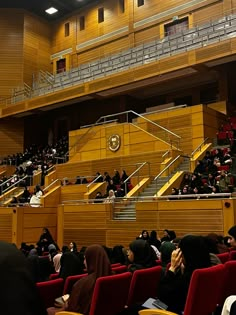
[108,134,121,152]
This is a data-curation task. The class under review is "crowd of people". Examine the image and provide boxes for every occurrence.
[0,136,68,195]
[171,147,236,198]
[2,225,232,315]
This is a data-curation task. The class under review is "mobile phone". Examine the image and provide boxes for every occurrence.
[152,298,168,310]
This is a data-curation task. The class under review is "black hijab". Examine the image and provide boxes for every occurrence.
[0,241,46,315]
[128,239,156,272]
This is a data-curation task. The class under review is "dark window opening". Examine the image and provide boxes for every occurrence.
[137,0,144,7]
[119,0,125,13]
[164,17,188,36]
[56,58,66,74]
[80,16,85,31]
[98,7,104,23]
[64,22,70,37]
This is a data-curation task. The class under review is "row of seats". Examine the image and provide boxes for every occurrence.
[37,260,236,315]
[31,14,236,99]
[37,265,162,312]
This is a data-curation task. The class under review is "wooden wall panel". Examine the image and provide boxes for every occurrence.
[23,13,51,86]
[0,120,24,157]
[0,9,24,99]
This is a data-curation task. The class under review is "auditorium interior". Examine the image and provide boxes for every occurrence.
[1,0,236,249]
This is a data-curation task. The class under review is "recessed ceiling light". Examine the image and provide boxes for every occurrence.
[45,7,58,15]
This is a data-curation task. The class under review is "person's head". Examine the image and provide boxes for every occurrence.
[84,244,111,278]
[141,230,149,240]
[108,190,115,197]
[179,235,211,273]
[111,245,126,264]
[42,227,49,234]
[171,187,179,195]
[163,229,169,237]
[128,239,155,267]
[150,230,157,240]
[160,242,176,267]
[0,241,47,315]
[228,225,236,248]
[69,242,77,252]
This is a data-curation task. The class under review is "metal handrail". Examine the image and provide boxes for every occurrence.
[154,155,181,192]
[1,175,28,195]
[87,174,103,192]
[123,161,150,196]
[61,192,232,204]
[65,110,181,161]
[191,137,210,157]
[43,179,60,193]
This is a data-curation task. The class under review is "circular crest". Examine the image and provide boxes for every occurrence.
[108,134,121,152]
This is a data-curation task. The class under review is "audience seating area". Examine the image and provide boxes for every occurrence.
[35,253,236,315]
[7,14,236,104]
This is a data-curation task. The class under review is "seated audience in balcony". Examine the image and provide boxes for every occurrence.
[121,169,130,183]
[106,179,117,195]
[218,170,232,192]
[103,171,111,183]
[19,186,31,203]
[104,189,116,203]
[112,169,121,185]
[94,191,104,203]
[127,239,156,273]
[47,244,111,315]
[193,160,206,177]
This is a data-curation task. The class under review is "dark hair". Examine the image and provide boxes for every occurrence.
[179,235,211,274]
[228,225,236,239]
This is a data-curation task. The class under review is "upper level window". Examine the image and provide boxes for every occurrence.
[80,16,85,31]
[164,17,188,36]
[64,22,70,37]
[137,0,144,7]
[119,0,125,13]
[98,7,104,23]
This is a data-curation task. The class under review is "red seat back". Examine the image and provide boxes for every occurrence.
[222,261,236,303]
[217,252,229,264]
[49,272,59,280]
[63,274,87,295]
[36,278,64,309]
[127,266,162,307]
[89,272,132,315]
[183,264,225,315]
[229,250,236,261]
[112,265,128,274]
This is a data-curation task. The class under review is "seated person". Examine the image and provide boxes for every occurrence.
[157,235,211,314]
[47,244,111,315]
[0,241,47,315]
[127,239,156,273]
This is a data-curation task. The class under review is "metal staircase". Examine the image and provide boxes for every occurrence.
[113,156,190,221]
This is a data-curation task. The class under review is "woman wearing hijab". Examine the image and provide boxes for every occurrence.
[37,227,55,253]
[159,241,176,272]
[48,244,111,315]
[127,239,156,273]
[158,235,211,314]
[0,241,47,315]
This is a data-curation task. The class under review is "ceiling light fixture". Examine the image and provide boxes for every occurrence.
[45,7,58,15]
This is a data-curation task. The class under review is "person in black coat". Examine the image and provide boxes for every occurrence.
[0,241,47,315]
[158,235,211,314]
